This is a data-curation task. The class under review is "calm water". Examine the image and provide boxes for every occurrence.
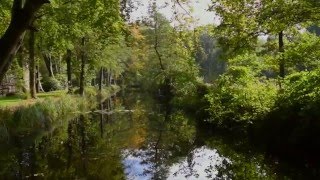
[0,92,295,179]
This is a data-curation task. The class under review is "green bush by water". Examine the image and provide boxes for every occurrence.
[205,66,277,132]
[255,69,320,158]
[204,66,320,162]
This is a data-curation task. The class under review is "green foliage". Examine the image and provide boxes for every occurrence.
[285,32,320,71]
[83,86,98,99]
[254,69,320,161]
[41,76,63,92]
[31,0,127,95]
[277,69,320,115]
[0,0,11,36]
[195,32,226,82]
[210,0,320,58]
[204,2,320,148]
[135,13,201,99]
[205,66,277,131]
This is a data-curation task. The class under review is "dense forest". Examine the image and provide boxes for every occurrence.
[0,0,320,179]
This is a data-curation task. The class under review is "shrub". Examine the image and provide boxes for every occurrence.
[85,86,97,99]
[16,91,30,99]
[42,76,62,92]
[252,69,320,163]
[278,70,320,110]
[54,74,68,88]
[205,66,277,131]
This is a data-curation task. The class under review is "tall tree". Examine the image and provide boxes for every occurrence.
[0,0,50,83]
[210,0,319,77]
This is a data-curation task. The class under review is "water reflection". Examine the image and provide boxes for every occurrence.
[123,146,230,180]
[0,92,292,179]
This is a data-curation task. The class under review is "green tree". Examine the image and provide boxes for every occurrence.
[210,0,320,77]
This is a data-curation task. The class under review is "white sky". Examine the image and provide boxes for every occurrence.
[131,0,220,26]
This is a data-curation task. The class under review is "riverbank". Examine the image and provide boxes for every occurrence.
[0,86,120,140]
[0,90,309,179]
[0,86,119,109]
[0,90,65,109]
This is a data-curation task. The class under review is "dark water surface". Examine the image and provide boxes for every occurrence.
[0,92,301,179]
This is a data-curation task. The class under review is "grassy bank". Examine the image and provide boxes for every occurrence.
[0,86,120,140]
[0,90,65,108]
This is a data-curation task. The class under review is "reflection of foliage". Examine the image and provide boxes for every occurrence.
[0,98,128,179]
[205,138,277,180]
[123,95,198,179]
[0,92,286,179]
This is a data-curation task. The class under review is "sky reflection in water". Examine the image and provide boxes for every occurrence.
[123,146,231,180]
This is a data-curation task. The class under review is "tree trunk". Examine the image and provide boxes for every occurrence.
[43,53,54,77]
[279,31,285,78]
[79,37,86,96]
[53,58,59,75]
[66,49,72,93]
[36,65,40,93]
[29,30,36,98]
[0,0,49,83]
[99,67,103,91]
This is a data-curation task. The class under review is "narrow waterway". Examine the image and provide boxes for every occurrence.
[0,91,303,179]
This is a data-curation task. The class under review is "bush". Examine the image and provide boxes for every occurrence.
[54,74,68,88]
[42,76,62,92]
[278,70,320,110]
[256,70,320,158]
[16,91,30,99]
[205,66,277,131]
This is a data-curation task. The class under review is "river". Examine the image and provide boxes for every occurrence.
[0,91,308,179]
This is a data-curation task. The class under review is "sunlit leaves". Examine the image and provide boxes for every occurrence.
[284,32,320,71]
[0,0,11,36]
[209,0,320,58]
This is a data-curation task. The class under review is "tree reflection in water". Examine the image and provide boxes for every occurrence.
[122,97,227,179]
[0,92,289,179]
[122,93,278,180]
